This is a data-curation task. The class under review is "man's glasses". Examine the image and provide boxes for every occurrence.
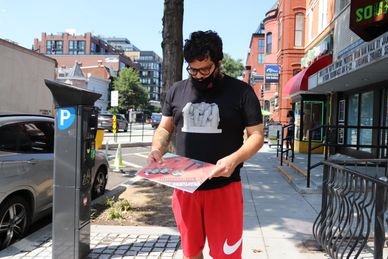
[186,63,214,76]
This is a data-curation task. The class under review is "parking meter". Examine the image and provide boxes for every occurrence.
[45,79,101,259]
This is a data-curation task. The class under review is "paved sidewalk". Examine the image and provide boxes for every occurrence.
[0,145,330,259]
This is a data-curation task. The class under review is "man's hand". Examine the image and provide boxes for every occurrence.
[209,155,238,179]
[147,149,163,164]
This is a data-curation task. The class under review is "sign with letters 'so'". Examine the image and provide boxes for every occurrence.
[57,107,76,130]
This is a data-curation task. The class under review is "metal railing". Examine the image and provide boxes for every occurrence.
[105,121,155,144]
[306,125,388,188]
[278,124,295,166]
[313,159,388,259]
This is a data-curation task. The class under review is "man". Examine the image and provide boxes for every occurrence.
[147,30,264,259]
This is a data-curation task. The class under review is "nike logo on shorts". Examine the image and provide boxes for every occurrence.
[223,237,242,255]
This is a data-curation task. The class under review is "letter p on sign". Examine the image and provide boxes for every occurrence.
[57,107,76,130]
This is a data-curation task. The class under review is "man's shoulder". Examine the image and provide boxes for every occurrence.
[168,79,190,93]
[223,75,253,93]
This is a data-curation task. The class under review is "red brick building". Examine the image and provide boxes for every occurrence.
[276,0,306,124]
[33,32,139,74]
[243,23,266,105]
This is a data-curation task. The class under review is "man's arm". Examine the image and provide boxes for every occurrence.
[209,124,264,178]
[147,116,174,164]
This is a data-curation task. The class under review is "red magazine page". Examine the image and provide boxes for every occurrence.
[136,153,215,193]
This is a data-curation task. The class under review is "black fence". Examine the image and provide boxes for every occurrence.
[276,123,295,165]
[313,159,388,259]
[307,125,388,188]
[106,121,155,144]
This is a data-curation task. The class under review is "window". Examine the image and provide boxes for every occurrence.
[347,94,359,148]
[46,40,63,54]
[319,0,328,31]
[308,11,313,42]
[258,54,264,64]
[302,101,324,141]
[266,33,272,54]
[359,91,374,152]
[0,121,54,153]
[278,19,282,51]
[293,69,301,75]
[264,100,270,111]
[295,13,304,47]
[69,40,86,55]
[336,0,350,14]
[258,39,265,51]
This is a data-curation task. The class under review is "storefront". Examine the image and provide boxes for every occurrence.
[282,54,333,153]
[310,31,388,158]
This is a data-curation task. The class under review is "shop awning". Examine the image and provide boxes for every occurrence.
[282,54,333,98]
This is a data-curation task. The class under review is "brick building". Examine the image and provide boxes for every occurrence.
[33,32,139,75]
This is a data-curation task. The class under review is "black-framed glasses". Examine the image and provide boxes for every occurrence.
[186,63,214,76]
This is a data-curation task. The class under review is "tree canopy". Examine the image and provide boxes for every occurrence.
[221,53,244,79]
[112,67,148,113]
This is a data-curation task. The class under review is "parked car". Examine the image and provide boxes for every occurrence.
[0,114,109,249]
[151,113,162,128]
[98,113,128,132]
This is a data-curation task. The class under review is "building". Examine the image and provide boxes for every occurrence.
[126,51,163,107]
[276,0,307,124]
[282,0,335,152]
[243,23,266,106]
[57,61,110,112]
[100,38,163,107]
[307,0,388,158]
[263,3,281,119]
[103,37,140,52]
[33,32,139,76]
[0,38,56,115]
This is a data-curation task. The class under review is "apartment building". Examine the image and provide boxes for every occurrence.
[33,32,139,76]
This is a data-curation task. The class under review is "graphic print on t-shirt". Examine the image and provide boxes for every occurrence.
[181,102,222,133]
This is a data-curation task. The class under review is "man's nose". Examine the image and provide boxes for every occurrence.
[193,74,204,80]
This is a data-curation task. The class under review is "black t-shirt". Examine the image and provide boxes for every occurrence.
[162,75,262,190]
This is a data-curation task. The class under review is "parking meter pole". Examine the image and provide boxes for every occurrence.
[44,80,101,259]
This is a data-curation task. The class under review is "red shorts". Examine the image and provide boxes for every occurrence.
[172,181,243,259]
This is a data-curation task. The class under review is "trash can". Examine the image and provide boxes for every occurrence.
[95,128,104,149]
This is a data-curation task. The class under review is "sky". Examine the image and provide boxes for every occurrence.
[0,0,276,63]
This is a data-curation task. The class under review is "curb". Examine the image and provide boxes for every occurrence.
[91,176,143,206]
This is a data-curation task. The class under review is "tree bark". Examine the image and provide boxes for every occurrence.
[161,0,184,108]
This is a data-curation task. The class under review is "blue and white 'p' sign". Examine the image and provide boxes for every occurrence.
[57,107,76,130]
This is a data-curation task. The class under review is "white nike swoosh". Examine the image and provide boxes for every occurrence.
[223,237,242,255]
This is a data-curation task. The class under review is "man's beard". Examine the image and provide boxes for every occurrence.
[191,67,221,92]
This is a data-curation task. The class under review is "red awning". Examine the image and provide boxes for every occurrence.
[282,54,333,98]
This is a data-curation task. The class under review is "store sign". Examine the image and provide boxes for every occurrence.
[317,32,388,85]
[265,65,280,83]
[349,0,388,41]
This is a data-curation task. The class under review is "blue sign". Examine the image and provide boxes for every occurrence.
[265,65,280,83]
[57,107,76,130]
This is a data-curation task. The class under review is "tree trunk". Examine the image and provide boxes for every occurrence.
[161,0,184,108]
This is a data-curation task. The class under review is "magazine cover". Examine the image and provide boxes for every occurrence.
[136,153,215,193]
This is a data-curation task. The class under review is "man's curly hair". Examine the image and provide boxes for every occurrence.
[183,30,223,63]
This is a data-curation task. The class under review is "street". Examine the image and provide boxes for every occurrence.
[27,145,151,240]
[102,123,154,145]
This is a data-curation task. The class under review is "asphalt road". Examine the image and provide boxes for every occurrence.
[105,145,150,190]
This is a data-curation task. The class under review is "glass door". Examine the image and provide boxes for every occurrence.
[359,91,374,152]
[347,94,359,149]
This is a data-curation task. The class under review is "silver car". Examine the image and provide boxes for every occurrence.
[0,114,109,249]
[98,113,128,132]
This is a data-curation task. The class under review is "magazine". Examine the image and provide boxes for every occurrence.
[136,153,215,193]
